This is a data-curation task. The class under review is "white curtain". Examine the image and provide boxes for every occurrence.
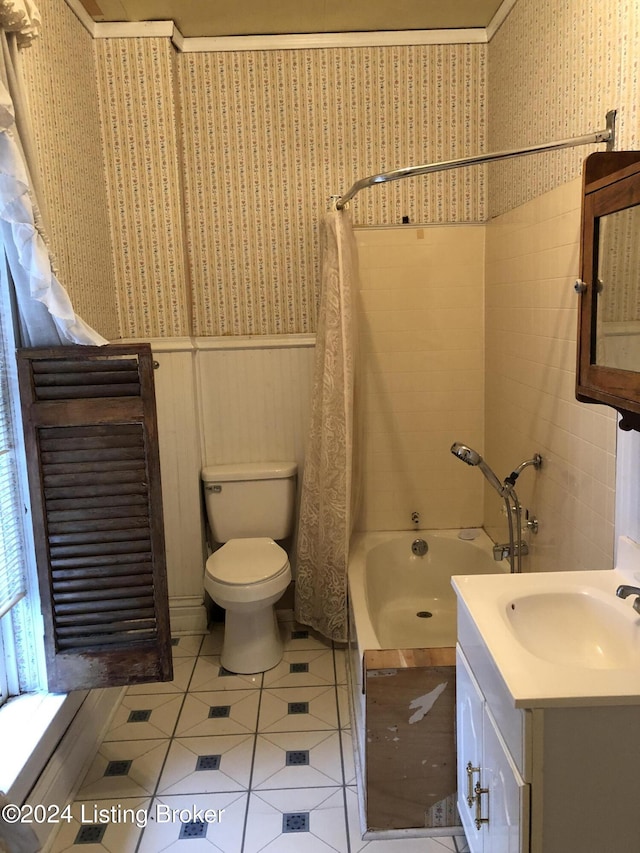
[295,209,360,642]
[0,0,105,348]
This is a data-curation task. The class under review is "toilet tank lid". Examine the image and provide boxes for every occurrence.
[201,461,297,483]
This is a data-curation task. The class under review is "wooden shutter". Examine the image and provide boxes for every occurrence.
[16,344,172,692]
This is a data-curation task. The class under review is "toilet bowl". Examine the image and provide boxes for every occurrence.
[204,537,291,673]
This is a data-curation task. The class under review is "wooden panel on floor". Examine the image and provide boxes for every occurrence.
[364,648,456,831]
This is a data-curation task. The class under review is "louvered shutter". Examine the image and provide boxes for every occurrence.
[16,344,172,692]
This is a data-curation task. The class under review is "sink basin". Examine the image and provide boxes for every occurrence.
[504,590,640,670]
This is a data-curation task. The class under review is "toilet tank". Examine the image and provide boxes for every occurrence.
[201,461,297,542]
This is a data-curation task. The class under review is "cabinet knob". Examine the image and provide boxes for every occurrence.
[574,279,588,293]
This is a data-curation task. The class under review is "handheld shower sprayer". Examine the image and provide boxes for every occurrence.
[450,442,543,574]
[450,442,510,497]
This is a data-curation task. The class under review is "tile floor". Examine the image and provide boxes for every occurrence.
[50,617,470,852]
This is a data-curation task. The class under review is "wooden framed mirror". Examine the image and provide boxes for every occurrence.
[576,152,640,431]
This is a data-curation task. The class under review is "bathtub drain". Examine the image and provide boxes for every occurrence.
[416,611,433,618]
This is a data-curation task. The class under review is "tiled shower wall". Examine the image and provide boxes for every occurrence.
[355,226,485,531]
[483,182,616,571]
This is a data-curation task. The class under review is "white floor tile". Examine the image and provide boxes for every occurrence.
[76,739,170,800]
[189,656,262,691]
[337,685,351,729]
[334,649,347,684]
[103,694,184,741]
[199,625,224,656]
[48,798,149,853]
[340,730,356,786]
[127,656,197,695]
[175,689,259,737]
[252,730,344,789]
[258,686,339,732]
[157,734,254,795]
[244,787,348,852]
[138,791,247,852]
[171,635,204,657]
[263,649,337,689]
[278,620,332,652]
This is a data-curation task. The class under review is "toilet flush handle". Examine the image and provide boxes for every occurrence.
[205,484,222,493]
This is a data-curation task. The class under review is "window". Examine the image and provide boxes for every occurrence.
[0,273,30,707]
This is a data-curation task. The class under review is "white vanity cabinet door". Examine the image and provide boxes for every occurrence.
[481,708,530,853]
[456,647,485,853]
[457,646,530,853]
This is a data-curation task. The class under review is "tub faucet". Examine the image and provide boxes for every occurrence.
[616,585,640,614]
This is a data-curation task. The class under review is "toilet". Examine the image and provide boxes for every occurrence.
[201,461,297,673]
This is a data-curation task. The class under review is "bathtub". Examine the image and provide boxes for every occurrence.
[346,528,502,840]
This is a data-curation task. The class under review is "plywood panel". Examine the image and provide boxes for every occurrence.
[365,657,457,831]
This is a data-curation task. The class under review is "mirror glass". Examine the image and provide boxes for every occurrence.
[595,204,640,370]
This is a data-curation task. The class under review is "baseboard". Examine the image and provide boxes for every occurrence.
[30,686,126,851]
[169,595,208,635]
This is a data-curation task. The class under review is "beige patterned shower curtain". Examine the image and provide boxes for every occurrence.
[294,208,360,642]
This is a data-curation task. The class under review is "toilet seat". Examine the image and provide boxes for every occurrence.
[207,537,289,585]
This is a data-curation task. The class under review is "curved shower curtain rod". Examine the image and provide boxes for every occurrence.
[334,109,617,210]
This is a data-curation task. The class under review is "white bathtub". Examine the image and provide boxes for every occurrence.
[349,528,499,651]
[346,528,502,840]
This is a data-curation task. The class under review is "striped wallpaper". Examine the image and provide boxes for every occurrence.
[21,0,119,339]
[95,38,191,339]
[91,40,486,338]
[488,0,635,218]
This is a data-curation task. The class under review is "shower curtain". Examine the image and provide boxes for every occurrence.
[295,207,360,642]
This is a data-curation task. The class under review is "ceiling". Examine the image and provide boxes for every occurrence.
[79,0,507,39]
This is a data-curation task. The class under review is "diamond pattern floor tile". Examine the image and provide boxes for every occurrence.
[189,655,262,691]
[103,694,184,741]
[243,787,348,852]
[199,625,225,656]
[176,689,260,737]
[337,685,351,729]
[157,734,254,795]
[258,686,339,732]
[76,739,170,800]
[48,798,150,853]
[170,635,204,657]
[252,730,344,789]
[138,792,247,852]
[263,649,338,689]
[333,649,347,684]
[278,621,332,652]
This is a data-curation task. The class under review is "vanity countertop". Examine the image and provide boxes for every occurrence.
[452,537,640,708]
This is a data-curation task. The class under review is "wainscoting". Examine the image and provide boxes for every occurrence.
[124,336,316,634]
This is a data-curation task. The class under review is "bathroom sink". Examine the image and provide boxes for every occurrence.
[504,590,640,670]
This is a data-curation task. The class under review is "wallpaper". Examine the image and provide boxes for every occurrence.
[95,38,190,338]
[88,42,486,338]
[488,0,630,217]
[178,44,486,336]
[20,0,119,339]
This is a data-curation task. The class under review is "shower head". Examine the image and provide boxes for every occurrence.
[450,442,508,497]
[450,443,482,467]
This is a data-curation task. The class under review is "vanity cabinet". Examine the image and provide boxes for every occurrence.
[456,649,529,853]
[456,598,640,853]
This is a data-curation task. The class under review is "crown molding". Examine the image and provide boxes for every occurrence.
[486,0,519,40]
[174,28,488,53]
[65,0,517,48]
